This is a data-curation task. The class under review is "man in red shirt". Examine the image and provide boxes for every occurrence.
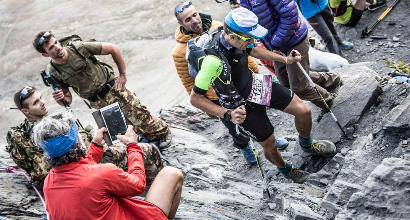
[32,112,183,219]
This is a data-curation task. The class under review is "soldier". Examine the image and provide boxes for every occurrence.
[32,31,171,148]
[6,86,163,187]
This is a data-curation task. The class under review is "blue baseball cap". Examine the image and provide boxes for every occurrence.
[225,7,268,39]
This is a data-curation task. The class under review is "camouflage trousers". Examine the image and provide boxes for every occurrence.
[100,142,163,185]
[90,87,169,141]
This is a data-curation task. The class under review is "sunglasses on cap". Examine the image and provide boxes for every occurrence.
[19,86,33,108]
[175,0,192,17]
[37,32,51,46]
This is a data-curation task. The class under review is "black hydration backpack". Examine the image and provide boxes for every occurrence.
[186,28,245,109]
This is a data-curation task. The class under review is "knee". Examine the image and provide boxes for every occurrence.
[295,100,312,118]
[161,166,184,186]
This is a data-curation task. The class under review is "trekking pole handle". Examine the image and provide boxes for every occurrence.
[286,51,316,87]
[40,70,70,108]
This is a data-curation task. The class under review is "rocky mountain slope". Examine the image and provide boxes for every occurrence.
[1,0,409,219]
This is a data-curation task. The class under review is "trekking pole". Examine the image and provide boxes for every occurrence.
[286,52,348,137]
[361,0,401,38]
[40,70,85,130]
[236,125,272,199]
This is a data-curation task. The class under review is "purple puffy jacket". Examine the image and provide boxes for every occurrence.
[240,0,308,51]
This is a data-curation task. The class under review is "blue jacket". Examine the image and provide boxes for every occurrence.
[240,0,308,51]
[294,0,328,19]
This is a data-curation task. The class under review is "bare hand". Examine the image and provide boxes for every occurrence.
[287,50,302,64]
[116,125,137,145]
[92,127,107,146]
[231,105,246,124]
[52,89,65,102]
[115,74,127,89]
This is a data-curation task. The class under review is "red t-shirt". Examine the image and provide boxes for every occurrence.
[43,143,167,220]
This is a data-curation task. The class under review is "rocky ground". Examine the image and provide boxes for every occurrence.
[0,0,409,219]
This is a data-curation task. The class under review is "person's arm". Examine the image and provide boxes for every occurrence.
[84,127,107,163]
[172,44,196,95]
[52,89,72,106]
[100,42,127,89]
[268,0,300,47]
[250,47,301,64]
[6,129,36,173]
[247,56,260,73]
[102,126,147,197]
[190,55,247,124]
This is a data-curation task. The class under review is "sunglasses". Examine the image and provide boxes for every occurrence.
[37,32,51,46]
[229,30,254,42]
[19,86,33,108]
[175,0,192,17]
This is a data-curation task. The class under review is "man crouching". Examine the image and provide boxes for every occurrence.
[32,112,183,219]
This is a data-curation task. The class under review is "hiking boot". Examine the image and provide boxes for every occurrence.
[276,138,289,150]
[241,145,257,164]
[339,41,354,50]
[283,167,310,184]
[158,130,172,149]
[301,140,337,158]
[368,0,386,11]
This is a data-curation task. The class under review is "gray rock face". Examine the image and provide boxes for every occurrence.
[337,158,410,219]
[383,92,410,136]
[313,64,382,143]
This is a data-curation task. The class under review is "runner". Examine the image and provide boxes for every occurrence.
[189,8,337,183]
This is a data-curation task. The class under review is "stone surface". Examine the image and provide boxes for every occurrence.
[337,158,410,219]
[1,1,410,219]
[313,64,382,143]
[383,93,410,137]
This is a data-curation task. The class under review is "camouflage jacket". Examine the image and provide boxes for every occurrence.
[6,119,47,187]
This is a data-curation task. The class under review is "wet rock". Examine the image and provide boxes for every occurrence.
[313,64,382,143]
[338,158,410,219]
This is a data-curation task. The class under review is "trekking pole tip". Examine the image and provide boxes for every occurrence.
[361,27,370,38]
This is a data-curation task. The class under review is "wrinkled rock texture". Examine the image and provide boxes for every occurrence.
[1,0,410,219]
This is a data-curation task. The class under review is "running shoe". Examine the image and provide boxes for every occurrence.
[339,41,354,50]
[241,145,257,164]
[276,137,289,150]
[283,167,310,183]
[301,140,337,158]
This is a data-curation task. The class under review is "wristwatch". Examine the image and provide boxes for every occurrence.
[223,109,232,121]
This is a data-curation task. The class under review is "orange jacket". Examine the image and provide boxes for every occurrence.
[172,20,259,101]
[43,143,167,220]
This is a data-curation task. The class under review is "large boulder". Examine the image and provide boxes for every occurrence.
[313,64,382,143]
[336,157,410,219]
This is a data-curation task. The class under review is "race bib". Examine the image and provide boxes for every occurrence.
[247,74,273,106]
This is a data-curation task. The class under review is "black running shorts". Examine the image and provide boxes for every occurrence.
[239,82,294,142]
